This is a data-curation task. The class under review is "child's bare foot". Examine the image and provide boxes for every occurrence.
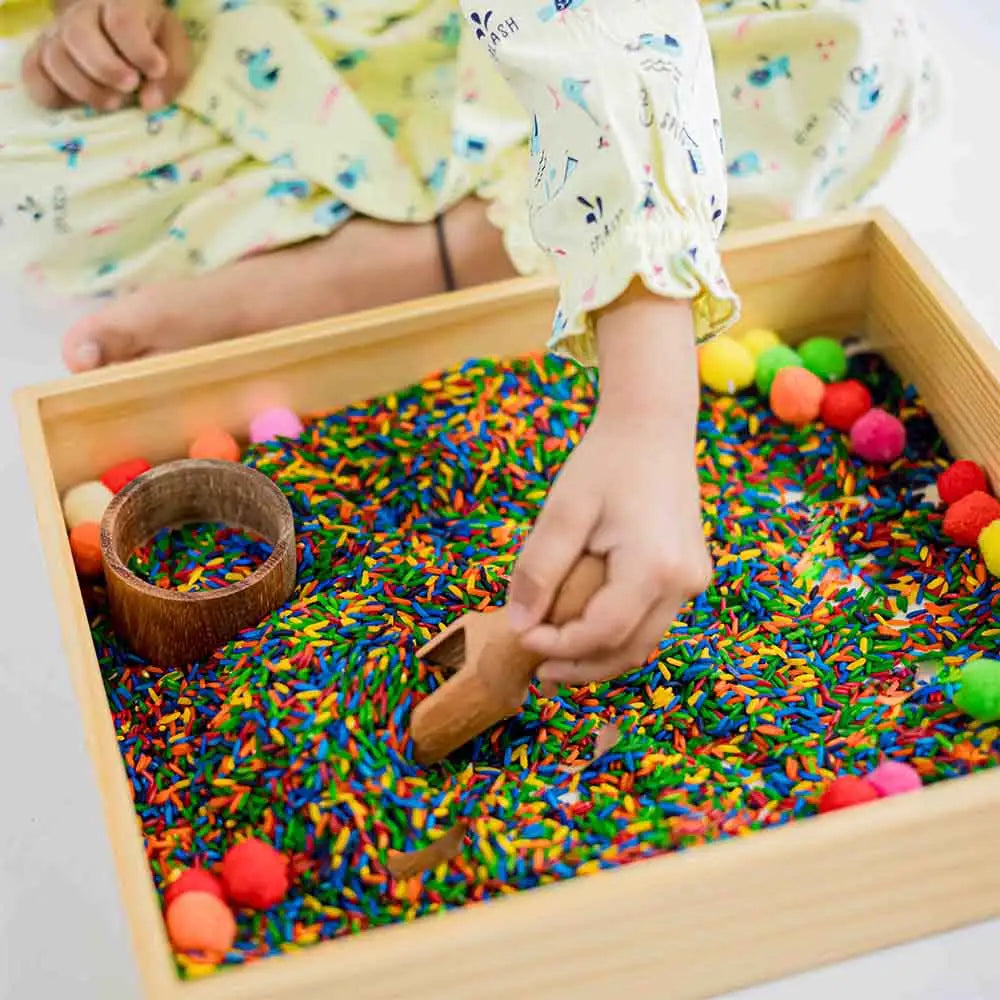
[61,197,518,372]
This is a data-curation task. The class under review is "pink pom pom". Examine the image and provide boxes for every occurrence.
[866,761,922,797]
[849,408,906,464]
[249,407,304,444]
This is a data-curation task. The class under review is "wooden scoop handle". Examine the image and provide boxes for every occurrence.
[546,553,606,627]
[501,552,605,689]
[410,554,605,765]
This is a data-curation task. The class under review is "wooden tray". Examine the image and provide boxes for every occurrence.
[14,209,1000,1000]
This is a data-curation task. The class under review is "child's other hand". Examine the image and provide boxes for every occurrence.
[21,0,191,112]
[508,288,712,690]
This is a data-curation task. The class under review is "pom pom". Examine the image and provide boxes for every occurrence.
[820,380,873,432]
[189,427,242,463]
[978,519,1000,576]
[698,336,756,395]
[164,867,226,908]
[100,458,151,494]
[937,459,989,506]
[818,775,879,813]
[769,366,825,426]
[942,491,1000,547]
[62,481,113,530]
[165,891,236,960]
[736,327,782,358]
[249,407,304,445]
[754,345,801,395]
[797,336,848,382]
[866,761,922,797]
[849,408,906,464]
[220,838,289,910]
[953,657,1000,722]
[69,522,103,578]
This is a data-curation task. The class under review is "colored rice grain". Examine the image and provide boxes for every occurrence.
[127,523,273,593]
[86,352,1000,974]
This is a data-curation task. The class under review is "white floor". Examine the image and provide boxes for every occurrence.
[3,3,1000,998]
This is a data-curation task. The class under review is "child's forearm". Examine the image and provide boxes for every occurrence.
[594,282,700,441]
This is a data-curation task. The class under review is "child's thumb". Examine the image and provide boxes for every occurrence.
[154,11,192,102]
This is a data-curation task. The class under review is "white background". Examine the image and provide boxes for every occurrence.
[2,2,1000,997]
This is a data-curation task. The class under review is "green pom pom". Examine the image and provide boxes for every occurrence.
[754,345,801,395]
[953,657,1000,722]
[798,337,848,382]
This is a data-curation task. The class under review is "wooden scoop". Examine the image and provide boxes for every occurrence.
[410,555,605,765]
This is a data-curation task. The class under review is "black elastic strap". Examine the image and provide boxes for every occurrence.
[434,214,456,292]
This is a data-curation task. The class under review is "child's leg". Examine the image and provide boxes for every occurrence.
[0,1,531,369]
[705,0,940,229]
[61,195,518,369]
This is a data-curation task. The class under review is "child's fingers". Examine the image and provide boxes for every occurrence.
[158,14,192,98]
[100,0,168,80]
[20,39,70,109]
[507,488,598,633]
[140,12,191,107]
[40,37,122,111]
[520,551,660,661]
[536,598,676,688]
[62,11,138,92]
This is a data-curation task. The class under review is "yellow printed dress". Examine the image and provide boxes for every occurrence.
[0,0,939,358]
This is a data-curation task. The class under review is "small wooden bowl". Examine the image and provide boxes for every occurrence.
[100,459,296,666]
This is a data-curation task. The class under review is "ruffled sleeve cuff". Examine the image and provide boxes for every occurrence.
[546,208,741,367]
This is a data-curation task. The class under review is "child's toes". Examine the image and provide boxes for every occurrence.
[62,308,149,372]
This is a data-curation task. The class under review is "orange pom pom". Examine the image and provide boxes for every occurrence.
[189,427,241,463]
[769,366,825,426]
[69,522,103,578]
[165,891,236,961]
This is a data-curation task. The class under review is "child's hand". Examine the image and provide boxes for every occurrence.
[21,0,191,112]
[508,288,712,689]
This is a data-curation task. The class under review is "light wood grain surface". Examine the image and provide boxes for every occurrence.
[13,209,1000,1000]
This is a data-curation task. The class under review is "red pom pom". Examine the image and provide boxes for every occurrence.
[101,458,151,494]
[164,867,226,908]
[937,460,989,506]
[221,838,289,910]
[818,775,879,813]
[820,380,873,432]
[942,490,1000,547]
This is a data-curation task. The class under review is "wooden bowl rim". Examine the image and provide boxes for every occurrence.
[99,458,295,607]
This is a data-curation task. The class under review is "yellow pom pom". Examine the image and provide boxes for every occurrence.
[698,336,756,395]
[978,519,1000,576]
[737,328,782,358]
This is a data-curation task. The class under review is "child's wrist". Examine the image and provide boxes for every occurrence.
[594,284,698,429]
